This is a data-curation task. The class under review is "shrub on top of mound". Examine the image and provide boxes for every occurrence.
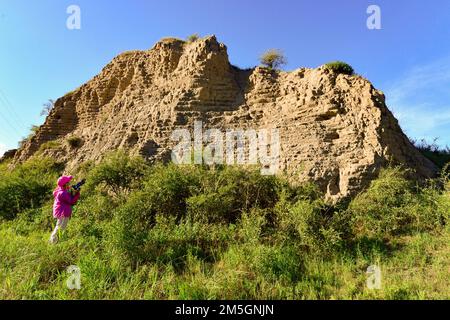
[324,61,354,75]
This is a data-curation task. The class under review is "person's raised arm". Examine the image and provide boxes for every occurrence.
[71,191,80,205]
[59,190,80,206]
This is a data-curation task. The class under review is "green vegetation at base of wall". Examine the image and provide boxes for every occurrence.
[411,138,450,170]
[0,152,449,299]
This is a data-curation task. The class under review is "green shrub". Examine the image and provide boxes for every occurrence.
[186,166,280,224]
[237,209,267,244]
[325,61,354,75]
[419,150,450,169]
[275,197,344,253]
[142,164,201,217]
[109,164,283,264]
[85,151,149,195]
[348,167,447,239]
[108,161,327,263]
[108,190,157,263]
[13,206,49,235]
[187,191,235,224]
[39,140,61,151]
[70,194,118,240]
[348,167,414,238]
[0,157,62,220]
[0,161,9,178]
[109,164,201,264]
[73,160,95,178]
[442,162,450,181]
[66,136,83,149]
[408,185,449,231]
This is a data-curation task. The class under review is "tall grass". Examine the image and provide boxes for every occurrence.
[0,152,448,299]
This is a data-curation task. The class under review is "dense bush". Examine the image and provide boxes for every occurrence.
[348,167,448,239]
[325,61,354,75]
[348,167,414,238]
[110,164,282,264]
[84,150,149,195]
[274,197,346,254]
[186,166,280,224]
[70,194,118,240]
[186,33,200,42]
[0,157,62,220]
[109,164,201,263]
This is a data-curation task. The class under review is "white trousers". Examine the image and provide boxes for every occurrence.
[49,217,70,244]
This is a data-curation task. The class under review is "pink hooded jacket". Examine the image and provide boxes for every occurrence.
[53,176,80,218]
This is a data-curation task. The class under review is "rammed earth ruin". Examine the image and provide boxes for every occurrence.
[13,35,437,201]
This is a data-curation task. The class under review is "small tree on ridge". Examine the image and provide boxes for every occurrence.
[259,49,287,70]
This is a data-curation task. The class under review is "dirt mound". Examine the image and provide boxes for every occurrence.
[14,35,437,200]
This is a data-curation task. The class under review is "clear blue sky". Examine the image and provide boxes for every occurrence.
[1,0,450,156]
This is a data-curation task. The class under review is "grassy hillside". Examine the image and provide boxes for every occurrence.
[0,152,449,299]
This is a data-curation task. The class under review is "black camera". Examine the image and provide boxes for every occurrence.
[72,179,86,191]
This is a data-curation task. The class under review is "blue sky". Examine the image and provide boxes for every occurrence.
[1,0,449,156]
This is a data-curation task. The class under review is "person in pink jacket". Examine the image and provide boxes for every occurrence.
[49,175,81,244]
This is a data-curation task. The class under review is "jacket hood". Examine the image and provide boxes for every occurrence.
[57,175,73,188]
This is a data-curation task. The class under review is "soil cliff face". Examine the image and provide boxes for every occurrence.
[14,35,437,200]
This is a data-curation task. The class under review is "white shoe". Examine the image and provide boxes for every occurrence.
[49,235,58,244]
